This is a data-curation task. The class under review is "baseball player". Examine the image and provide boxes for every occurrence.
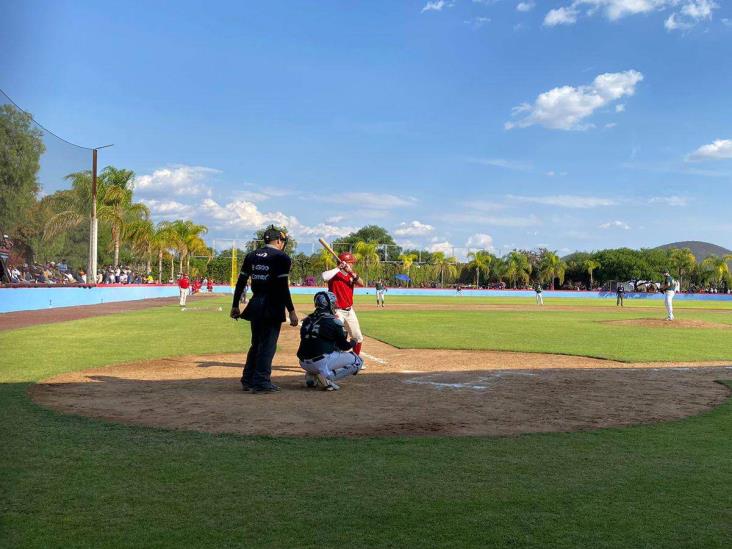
[616,284,625,307]
[375,279,387,307]
[322,252,365,357]
[534,283,543,305]
[660,270,676,321]
[297,291,363,391]
[178,273,190,307]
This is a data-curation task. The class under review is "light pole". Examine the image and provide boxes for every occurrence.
[88,144,113,285]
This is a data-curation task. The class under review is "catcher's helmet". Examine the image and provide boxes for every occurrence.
[338,252,356,264]
[314,291,338,314]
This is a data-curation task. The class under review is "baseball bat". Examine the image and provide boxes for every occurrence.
[318,238,357,280]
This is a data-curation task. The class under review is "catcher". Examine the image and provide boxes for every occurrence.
[322,251,365,357]
[297,291,363,391]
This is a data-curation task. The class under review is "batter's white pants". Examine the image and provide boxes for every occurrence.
[300,351,363,380]
[535,293,543,305]
[664,290,675,320]
[179,288,189,306]
[336,308,363,343]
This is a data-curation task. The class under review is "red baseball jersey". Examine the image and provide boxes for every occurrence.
[178,277,190,289]
[328,271,355,309]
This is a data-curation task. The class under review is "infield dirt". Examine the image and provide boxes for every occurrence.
[31,327,731,438]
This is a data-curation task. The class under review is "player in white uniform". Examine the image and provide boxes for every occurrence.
[661,271,677,321]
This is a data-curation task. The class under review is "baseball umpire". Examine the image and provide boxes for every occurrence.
[230,226,298,393]
[297,291,363,391]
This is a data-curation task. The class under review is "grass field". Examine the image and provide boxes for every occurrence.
[2,296,731,548]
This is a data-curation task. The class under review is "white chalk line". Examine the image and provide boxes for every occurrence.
[403,371,537,391]
[361,352,388,365]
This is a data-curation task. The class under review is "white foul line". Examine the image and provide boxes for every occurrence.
[361,352,388,365]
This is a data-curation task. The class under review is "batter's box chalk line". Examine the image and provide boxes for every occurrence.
[360,352,388,365]
[403,371,537,391]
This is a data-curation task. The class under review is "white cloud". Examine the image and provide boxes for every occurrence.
[460,199,506,211]
[321,192,417,209]
[464,16,491,28]
[139,199,195,218]
[422,1,452,12]
[605,122,618,128]
[428,240,455,254]
[545,1,719,30]
[507,194,618,208]
[649,196,689,206]
[517,1,535,12]
[466,233,495,251]
[325,215,345,224]
[686,139,732,161]
[199,198,353,240]
[134,165,219,196]
[544,6,579,26]
[599,220,631,230]
[615,103,626,112]
[394,220,435,237]
[506,70,643,130]
[469,157,532,171]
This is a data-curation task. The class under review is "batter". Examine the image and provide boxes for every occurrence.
[322,252,365,358]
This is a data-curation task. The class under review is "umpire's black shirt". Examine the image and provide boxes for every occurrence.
[232,245,294,322]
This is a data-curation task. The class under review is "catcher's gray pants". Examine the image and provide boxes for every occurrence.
[300,351,363,381]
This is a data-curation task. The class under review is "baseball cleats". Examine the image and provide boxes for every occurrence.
[315,374,339,391]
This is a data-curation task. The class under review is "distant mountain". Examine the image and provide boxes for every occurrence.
[653,241,732,262]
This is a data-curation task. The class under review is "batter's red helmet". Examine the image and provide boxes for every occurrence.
[338,252,356,264]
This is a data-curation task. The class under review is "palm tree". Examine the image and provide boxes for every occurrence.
[539,251,566,290]
[504,251,532,289]
[701,255,732,288]
[126,219,155,274]
[431,252,459,287]
[584,259,601,289]
[98,166,149,267]
[354,241,380,285]
[170,220,208,274]
[318,247,337,271]
[43,171,99,241]
[398,253,418,286]
[467,250,493,288]
[669,248,696,290]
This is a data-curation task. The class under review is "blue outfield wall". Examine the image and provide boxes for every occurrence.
[1,285,731,314]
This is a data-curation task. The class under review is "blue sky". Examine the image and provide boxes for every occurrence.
[2,0,731,256]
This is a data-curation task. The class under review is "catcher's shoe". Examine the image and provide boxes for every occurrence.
[305,373,316,388]
[315,374,339,391]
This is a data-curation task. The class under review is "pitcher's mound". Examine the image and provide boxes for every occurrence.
[30,334,731,437]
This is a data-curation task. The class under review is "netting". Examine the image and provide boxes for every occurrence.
[0,88,93,283]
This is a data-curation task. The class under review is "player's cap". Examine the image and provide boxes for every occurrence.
[263,225,288,244]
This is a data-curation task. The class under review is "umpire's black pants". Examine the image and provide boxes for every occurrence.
[242,319,282,389]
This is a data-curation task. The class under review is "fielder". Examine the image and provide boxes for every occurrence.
[534,283,543,305]
[322,252,365,357]
[297,291,363,391]
[178,273,190,307]
[375,279,387,307]
[660,270,677,321]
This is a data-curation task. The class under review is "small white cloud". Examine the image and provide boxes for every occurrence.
[508,194,618,208]
[686,139,732,161]
[615,103,626,112]
[599,220,631,230]
[321,192,417,209]
[649,196,689,206]
[134,165,220,196]
[605,122,617,129]
[469,157,532,171]
[506,70,643,131]
[394,220,435,237]
[139,199,195,218]
[517,1,535,12]
[428,240,455,254]
[464,16,491,28]
[325,215,345,224]
[544,6,579,26]
[466,233,495,251]
[422,0,452,13]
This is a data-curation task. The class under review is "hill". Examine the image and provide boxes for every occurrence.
[653,241,732,262]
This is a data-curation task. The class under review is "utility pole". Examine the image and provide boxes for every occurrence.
[88,144,113,285]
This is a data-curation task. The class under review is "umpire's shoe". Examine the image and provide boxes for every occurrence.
[251,383,281,394]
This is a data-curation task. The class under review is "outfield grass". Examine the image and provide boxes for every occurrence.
[2,297,731,548]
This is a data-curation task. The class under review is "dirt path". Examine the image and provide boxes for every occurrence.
[31,328,732,438]
[0,294,219,332]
